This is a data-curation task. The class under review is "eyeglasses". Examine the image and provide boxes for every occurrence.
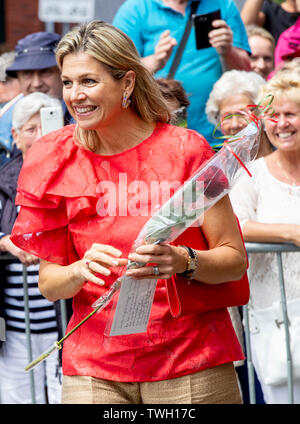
[220,110,250,125]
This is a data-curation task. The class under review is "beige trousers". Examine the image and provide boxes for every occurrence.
[62,362,242,404]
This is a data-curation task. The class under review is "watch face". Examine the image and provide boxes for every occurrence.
[190,258,197,271]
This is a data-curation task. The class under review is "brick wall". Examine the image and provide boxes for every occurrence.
[5,0,44,49]
[2,0,125,50]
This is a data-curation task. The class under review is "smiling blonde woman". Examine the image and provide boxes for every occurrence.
[230,68,300,404]
[11,21,248,404]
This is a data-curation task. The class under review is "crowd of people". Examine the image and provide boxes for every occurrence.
[0,0,300,405]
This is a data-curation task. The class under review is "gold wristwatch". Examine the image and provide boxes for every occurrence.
[179,245,198,280]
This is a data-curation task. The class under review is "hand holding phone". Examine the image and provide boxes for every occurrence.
[193,10,221,50]
[208,19,233,54]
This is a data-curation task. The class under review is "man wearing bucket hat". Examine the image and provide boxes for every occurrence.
[0,32,72,166]
[5,32,62,97]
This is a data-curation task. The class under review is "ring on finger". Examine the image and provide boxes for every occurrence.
[152,265,160,276]
[85,260,90,268]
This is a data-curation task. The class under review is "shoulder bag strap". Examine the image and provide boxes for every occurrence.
[167,1,200,79]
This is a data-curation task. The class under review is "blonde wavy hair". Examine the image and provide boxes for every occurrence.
[55,20,171,151]
[246,24,275,51]
[259,69,300,106]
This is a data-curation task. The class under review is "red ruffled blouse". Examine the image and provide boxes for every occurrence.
[11,123,244,382]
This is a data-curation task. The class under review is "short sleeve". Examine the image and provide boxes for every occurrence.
[262,0,272,15]
[10,125,83,266]
[223,0,250,53]
[10,195,78,266]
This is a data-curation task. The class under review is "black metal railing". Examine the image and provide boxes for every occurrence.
[244,242,300,404]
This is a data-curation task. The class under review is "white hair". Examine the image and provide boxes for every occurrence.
[205,70,266,125]
[0,51,15,81]
[12,92,62,131]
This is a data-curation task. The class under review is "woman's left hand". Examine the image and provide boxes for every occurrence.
[126,244,188,279]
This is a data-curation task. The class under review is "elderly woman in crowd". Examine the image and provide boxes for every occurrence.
[230,69,300,404]
[206,69,273,158]
[0,92,63,403]
[206,69,274,402]
[10,21,248,404]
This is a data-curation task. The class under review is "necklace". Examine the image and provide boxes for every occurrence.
[277,158,300,187]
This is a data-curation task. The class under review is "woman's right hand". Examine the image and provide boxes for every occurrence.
[79,243,128,286]
[39,244,128,301]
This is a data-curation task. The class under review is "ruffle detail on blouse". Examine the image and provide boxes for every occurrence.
[11,123,214,266]
[16,125,99,210]
[17,125,103,219]
[11,125,100,265]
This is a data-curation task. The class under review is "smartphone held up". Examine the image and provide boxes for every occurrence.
[40,106,64,136]
[193,9,221,49]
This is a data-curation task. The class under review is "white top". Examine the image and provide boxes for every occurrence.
[230,157,300,310]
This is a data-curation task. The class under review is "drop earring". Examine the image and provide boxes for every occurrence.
[122,92,131,109]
